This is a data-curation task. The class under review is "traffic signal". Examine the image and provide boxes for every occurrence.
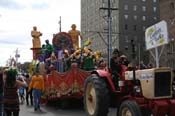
[131,39,136,59]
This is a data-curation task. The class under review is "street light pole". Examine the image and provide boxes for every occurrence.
[100,0,117,68]
[107,0,112,68]
[15,48,20,68]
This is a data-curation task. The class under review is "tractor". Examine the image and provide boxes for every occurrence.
[84,65,175,116]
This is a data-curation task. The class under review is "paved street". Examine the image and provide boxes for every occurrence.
[19,101,117,116]
[19,100,85,116]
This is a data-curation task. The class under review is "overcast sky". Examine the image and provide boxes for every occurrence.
[0,0,81,66]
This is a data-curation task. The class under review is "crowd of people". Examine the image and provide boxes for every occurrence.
[0,48,154,116]
[0,67,44,116]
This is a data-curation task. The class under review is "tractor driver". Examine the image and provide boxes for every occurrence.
[110,49,122,87]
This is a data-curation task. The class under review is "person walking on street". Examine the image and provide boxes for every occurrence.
[3,68,27,116]
[24,73,33,106]
[28,70,44,111]
[17,75,25,104]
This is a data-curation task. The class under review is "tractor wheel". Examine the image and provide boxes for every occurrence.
[118,100,142,116]
[84,74,110,116]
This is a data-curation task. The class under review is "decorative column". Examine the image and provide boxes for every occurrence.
[30,48,41,60]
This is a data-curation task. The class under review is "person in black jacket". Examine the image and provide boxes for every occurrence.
[24,74,33,106]
[110,49,122,87]
[110,49,121,74]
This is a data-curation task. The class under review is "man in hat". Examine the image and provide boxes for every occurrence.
[120,55,129,67]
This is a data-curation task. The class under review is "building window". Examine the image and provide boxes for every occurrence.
[133,25,137,31]
[142,6,146,11]
[125,36,129,43]
[143,26,146,31]
[142,16,146,21]
[153,7,157,12]
[171,42,174,53]
[134,15,137,20]
[170,2,175,11]
[133,5,137,11]
[124,4,128,10]
[153,0,156,3]
[125,46,129,50]
[168,43,171,53]
[125,24,128,30]
[172,41,175,53]
[124,14,129,19]
[111,0,115,3]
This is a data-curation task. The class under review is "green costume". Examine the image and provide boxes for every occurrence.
[82,55,95,71]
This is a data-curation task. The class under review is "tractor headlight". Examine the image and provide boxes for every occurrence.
[173,81,175,91]
[118,80,124,87]
[134,86,141,93]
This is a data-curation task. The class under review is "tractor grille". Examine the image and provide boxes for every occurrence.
[154,71,171,97]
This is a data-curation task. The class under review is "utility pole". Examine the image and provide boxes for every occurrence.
[59,16,61,32]
[15,48,20,68]
[100,0,118,68]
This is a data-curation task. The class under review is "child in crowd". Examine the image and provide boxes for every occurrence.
[17,74,25,104]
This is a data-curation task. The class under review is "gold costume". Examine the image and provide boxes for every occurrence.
[31,26,42,48]
[68,24,82,49]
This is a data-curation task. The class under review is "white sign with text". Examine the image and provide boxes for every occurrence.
[145,20,168,50]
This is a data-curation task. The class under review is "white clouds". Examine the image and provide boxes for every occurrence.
[0,0,80,66]
[0,0,24,9]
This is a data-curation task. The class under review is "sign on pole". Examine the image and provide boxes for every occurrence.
[145,20,168,50]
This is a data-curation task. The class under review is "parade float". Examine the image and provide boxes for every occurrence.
[29,25,97,103]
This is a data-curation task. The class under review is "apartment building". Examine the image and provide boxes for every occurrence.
[81,0,160,64]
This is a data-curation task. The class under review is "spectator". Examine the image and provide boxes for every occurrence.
[140,61,147,69]
[17,75,25,104]
[3,68,27,116]
[28,70,44,111]
[120,55,129,67]
[0,70,4,116]
[24,74,33,106]
[147,63,153,69]
[18,87,25,104]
